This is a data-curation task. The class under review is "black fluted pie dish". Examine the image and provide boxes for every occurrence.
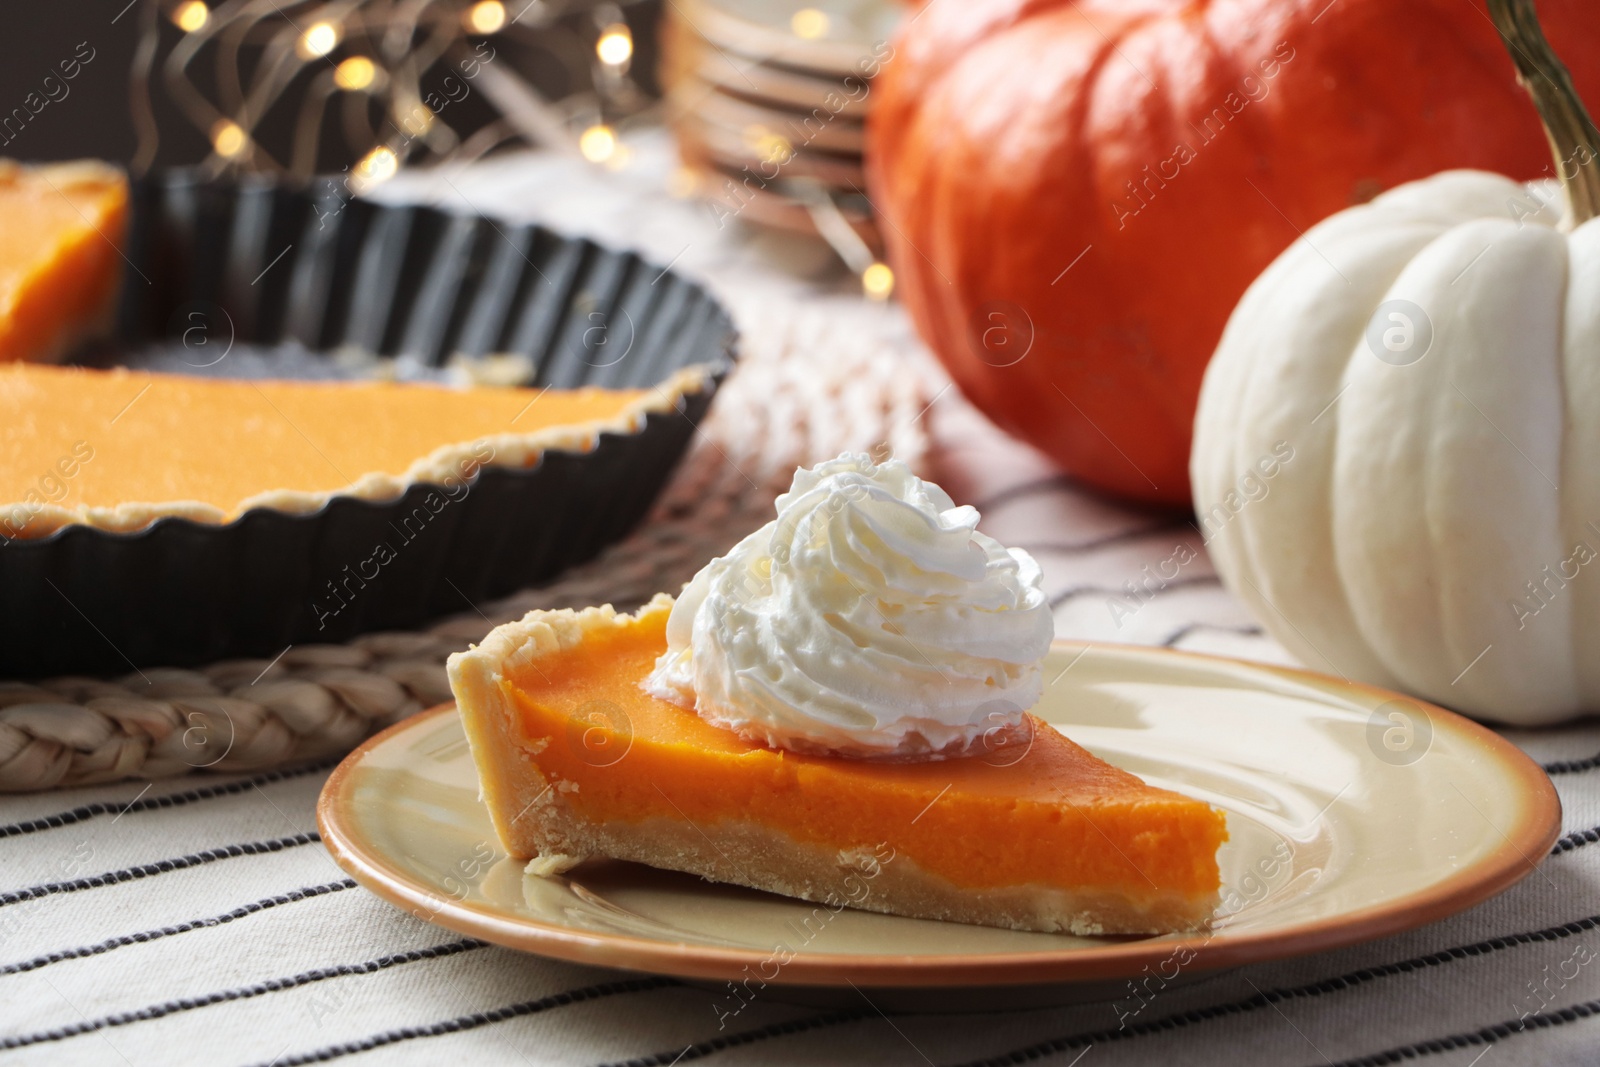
[0,170,735,677]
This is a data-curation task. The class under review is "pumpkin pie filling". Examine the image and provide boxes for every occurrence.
[0,361,705,538]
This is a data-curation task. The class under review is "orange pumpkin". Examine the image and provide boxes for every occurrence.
[868,0,1600,505]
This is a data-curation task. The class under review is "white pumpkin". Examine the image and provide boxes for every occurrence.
[1191,165,1600,725]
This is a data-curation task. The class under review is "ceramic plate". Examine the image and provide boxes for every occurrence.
[318,643,1559,1002]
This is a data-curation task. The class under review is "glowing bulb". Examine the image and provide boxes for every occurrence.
[172,0,209,33]
[354,146,398,187]
[790,8,829,39]
[755,132,792,165]
[210,119,247,159]
[299,21,340,58]
[466,1,506,33]
[862,262,894,301]
[596,24,632,66]
[334,56,376,90]
[579,124,616,163]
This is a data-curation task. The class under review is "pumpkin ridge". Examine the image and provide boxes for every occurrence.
[1229,207,1455,689]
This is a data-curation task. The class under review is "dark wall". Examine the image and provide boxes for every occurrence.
[0,3,149,164]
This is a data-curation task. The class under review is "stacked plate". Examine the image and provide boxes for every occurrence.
[661,0,902,260]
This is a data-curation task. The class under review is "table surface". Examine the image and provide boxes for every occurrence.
[4,138,1600,1067]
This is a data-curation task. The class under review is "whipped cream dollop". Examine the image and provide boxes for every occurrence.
[643,454,1054,758]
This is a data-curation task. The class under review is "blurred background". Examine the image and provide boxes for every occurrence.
[2,0,665,170]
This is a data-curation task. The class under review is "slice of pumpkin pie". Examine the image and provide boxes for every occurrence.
[449,455,1228,934]
[0,159,128,363]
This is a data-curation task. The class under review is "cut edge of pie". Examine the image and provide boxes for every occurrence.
[0,159,128,366]
[1,363,711,540]
[449,595,1229,937]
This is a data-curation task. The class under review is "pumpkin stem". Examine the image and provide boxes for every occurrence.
[1487,0,1600,226]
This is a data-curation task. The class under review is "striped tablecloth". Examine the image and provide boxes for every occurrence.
[5,138,1600,1067]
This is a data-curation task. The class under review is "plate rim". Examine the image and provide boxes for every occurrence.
[316,640,1562,987]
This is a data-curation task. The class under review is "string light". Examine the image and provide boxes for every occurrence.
[790,8,829,39]
[133,0,660,204]
[744,127,791,165]
[861,262,894,300]
[759,134,791,164]
[466,1,506,34]
[210,119,247,158]
[352,145,398,188]
[171,1,209,33]
[333,56,376,91]
[595,24,632,66]
[298,21,340,59]
[579,124,616,163]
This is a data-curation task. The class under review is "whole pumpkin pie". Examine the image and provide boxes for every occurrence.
[450,456,1227,934]
[0,159,128,364]
[0,361,707,540]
